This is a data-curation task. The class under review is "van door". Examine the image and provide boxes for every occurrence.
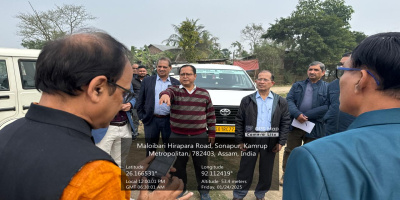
[14,59,41,116]
[0,57,18,127]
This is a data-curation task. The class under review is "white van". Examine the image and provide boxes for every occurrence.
[171,64,257,137]
[0,48,41,129]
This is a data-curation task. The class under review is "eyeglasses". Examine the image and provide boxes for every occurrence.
[107,81,135,104]
[179,73,194,77]
[336,67,380,85]
[256,78,271,82]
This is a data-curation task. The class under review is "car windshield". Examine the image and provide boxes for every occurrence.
[194,69,255,90]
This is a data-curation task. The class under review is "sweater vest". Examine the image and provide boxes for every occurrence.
[0,118,116,200]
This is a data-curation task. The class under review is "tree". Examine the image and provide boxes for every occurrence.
[253,41,285,73]
[197,31,224,59]
[263,0,363,76]
[164,18,223,62]
[231,41,250,59]
[352,31,368,44]
[241,23,265,52]
[220,48,231,59]
[131,45,159,73]
[16,3,96,49]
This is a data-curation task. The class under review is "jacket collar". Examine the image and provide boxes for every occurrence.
[250,90,279,102]
[25,103,92,137]
[156,74,171,82]
[305,78,324,86]
[348,108,400,130]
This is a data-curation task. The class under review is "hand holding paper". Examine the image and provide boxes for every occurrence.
[291,119,315,133]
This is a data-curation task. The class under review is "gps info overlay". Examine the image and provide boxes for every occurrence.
[122,138,279,191]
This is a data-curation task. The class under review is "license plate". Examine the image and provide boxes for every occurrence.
[216,126,235,133]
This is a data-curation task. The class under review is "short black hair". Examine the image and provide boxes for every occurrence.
[351,32,400,97]
[35,31,129,96]
[179,65,196,75]
[138,65,146,69]
[342,52,351,57]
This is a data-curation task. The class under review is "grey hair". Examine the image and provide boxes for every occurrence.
[309,61,325,71]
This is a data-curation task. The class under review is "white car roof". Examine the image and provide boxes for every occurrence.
[172,63,244,70]
[0,48,41,57]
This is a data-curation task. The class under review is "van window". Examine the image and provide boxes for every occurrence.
[195,69,255,90]
[0,60,9,91]
[19,60,36,89]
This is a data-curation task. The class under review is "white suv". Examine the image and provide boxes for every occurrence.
[171,64,257,137]
[0,48,41,129]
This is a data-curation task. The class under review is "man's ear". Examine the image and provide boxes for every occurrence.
[86,76,108,103]
[355,70,369,94]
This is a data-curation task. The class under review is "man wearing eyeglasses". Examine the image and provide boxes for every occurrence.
[232,70,290,200]
[137,57,180,156]
[93,81,136,171]
[159,64,216,200]
[283,32,400,199]
[280,61,328,185]
[323,52,355,135]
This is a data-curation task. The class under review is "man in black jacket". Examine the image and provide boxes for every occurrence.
[233,70,291,200]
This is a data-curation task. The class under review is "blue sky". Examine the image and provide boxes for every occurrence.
[2,0,400,51]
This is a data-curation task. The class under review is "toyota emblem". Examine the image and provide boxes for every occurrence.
[220,108,231,116]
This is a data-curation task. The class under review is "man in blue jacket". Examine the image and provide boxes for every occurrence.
[281,61,328,185]
[283,32,400,199]
[323,52,355,135]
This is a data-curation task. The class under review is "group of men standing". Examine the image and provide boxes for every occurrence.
[1,30,400,200]
[133,58,215,200]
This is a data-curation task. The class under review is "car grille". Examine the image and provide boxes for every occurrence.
[213,106,239,124]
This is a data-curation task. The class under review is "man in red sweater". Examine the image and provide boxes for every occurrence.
[159,64,215,200]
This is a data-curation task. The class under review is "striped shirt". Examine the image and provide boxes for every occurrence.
[160,85,216,137]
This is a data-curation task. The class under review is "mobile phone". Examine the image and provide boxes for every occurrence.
[144,154,177,190]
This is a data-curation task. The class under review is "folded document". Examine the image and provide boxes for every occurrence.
[291,119,315,133]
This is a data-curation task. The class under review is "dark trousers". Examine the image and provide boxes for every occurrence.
[170,132,209,194]
[282,127,316,172]
[143,116,171,156]
[233,149,276,199]
[131,108,139,136]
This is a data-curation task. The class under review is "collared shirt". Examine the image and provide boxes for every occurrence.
[154,75,171,115]
[179,84,197,94]
[255,91,274,131]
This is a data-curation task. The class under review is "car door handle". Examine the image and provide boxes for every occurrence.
[23,105,30,110]
[0,107,16,112]
[0,95,10,100]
